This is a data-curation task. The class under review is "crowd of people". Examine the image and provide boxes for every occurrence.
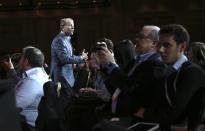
[0,17,205,131]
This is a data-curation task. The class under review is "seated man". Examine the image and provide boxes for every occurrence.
[95,25,166,116]
[7,46,49,130]
[135,24,205,131]
[80,49,111,103]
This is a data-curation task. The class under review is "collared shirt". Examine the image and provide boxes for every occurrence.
[165,54,188,106]
[60,31,73,55]
[137,51,156,64]
[127,52,156,76]
[111,52,157,113]
[103,52,157,75]
[172,54,188,71]
[15,67,49,127]
[94,72,111,102]
[60,31,71,43]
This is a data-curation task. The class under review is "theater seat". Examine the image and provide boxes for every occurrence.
[0,79,21,131]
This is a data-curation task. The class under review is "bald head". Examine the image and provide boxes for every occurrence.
[135,25,160,54]
[141,25,160,34]
[140,25,160,42]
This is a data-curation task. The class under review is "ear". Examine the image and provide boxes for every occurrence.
[179,42,187,52]
[151,41,157,49]
[24,58,29,65]
[24,58,31,67]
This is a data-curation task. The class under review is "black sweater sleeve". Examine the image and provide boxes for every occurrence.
[144,64,205,124]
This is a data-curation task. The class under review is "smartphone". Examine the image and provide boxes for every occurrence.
[127,122,159,131]
[95,42,107,51]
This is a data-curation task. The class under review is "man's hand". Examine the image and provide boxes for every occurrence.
[81,49,88,61]
[80,88,96,93]
[0,58,14,71]
[96,47,116,65]
[133,107,145,118]
[80,88,97,96]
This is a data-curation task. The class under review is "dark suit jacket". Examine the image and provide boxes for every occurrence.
[105,53,166,116]
[144,61,205,130]
[0,79,21,131]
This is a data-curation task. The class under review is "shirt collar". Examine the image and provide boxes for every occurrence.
[172,54,188,70]
[60,31,71,40]
[138,52,156,63]
[24,67,44,77]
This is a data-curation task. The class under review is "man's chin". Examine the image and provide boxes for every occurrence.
[65,32,73,36]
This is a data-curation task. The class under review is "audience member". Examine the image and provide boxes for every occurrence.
[14,46,49,130]
[0,53,21,81]
[96,25,165,117]
[114,39,136,69]
[111,39,136,115]
[80,50,111,102]
[188,42,205,70]
[134,24,205,131]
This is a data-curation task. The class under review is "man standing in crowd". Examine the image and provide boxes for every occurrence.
[50,18,88,88]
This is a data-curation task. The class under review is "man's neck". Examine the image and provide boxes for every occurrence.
[23,66,32,72]
[61,31,71,36]
[168,54,188,70]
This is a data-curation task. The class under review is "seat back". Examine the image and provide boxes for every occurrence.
[186,87,205,130]
[36,78,74,131]
[0,79,21,131]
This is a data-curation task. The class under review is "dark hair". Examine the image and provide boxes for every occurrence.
[23,46,44,67]
[190,42,205,69]
[99,37,114,51]
[159,24,190,45]
[114,39,136,68]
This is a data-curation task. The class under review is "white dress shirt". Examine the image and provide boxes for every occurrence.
[15,67,49,127]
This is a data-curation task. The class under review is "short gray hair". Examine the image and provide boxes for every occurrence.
[60,18,73,30]
[23,46,44,67]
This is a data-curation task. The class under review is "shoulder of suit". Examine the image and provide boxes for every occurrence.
[181,61,205,74]
[148,53,161,60]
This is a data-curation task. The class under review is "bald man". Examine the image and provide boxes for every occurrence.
[96,25,166,116]
[50,18,88,88]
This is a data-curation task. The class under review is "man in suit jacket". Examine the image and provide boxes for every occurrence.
[135,24,205,131]
[96,25,166,116]
[50,18,88,88]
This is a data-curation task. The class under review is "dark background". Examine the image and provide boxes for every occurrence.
[0,0,205,64]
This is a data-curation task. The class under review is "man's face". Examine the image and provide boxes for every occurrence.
[62,20,74,36]
[187,48,193,61]
[157,34,184,64]
[134,33,154,54]
[18,53,27,71]
[89,53,99,69]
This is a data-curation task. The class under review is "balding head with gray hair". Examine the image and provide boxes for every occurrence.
[60,18,75,36]
[140,25,160,42]
[135,25,160,54]
[60,18,73,29]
